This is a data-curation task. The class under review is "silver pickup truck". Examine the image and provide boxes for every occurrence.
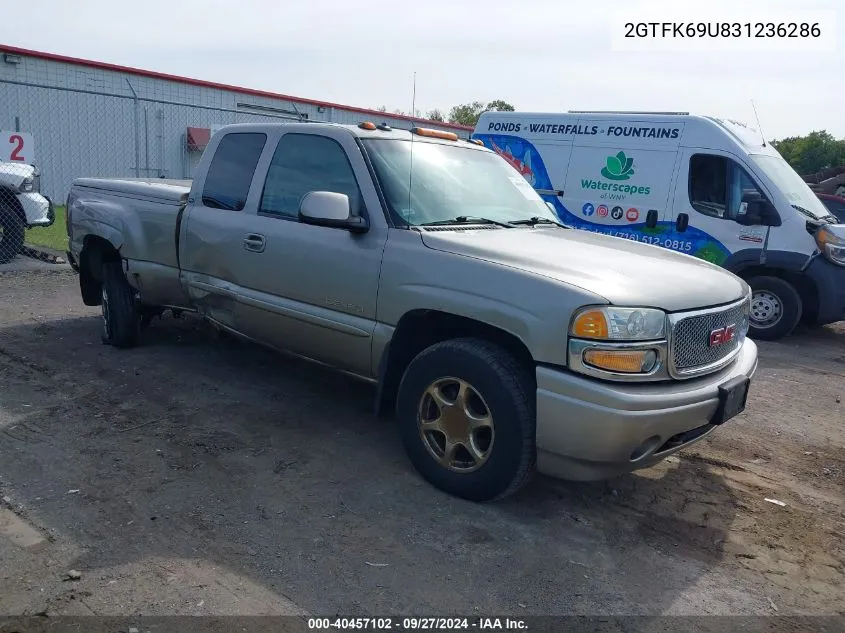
[66,121,759,501]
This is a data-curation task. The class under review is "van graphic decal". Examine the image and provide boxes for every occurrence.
[601,151,635,181]
[488,140,535,186]
[473,133,732,265]
[581,150,651,196]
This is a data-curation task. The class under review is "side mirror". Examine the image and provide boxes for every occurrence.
[298,191,369,234]
[736,199,779,227]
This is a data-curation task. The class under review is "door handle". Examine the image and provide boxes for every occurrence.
[243,233,266,253]
[645,209,658,229]
[676,213,689,233]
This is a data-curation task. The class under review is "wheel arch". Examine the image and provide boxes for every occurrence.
[733,264,819,323]
[79,235,123,306]
[0,187,26,221]
[374,309,536,418]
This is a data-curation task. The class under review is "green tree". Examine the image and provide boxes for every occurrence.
[447,100,515,127]
[426,109,445,122]
[770,130,845,175]
[485,99,516,113]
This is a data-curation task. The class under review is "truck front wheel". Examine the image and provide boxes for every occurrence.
[101,262,141,348]
[396,338,536,502]
[0,206,25,265]
[746,275,802,341]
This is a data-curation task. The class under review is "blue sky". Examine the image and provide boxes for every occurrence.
[4,0,843,139]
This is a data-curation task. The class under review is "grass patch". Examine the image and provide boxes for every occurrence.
[25,206,67,252]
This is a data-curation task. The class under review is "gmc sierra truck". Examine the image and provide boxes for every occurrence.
[65,121,759,502]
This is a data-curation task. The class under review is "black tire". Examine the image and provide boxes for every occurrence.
[746,275,802,341]
[396,338,536,502]
[101,262,141,348]
[0,206,25,265]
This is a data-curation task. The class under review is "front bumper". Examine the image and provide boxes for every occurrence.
[19,193,54,227]
[535,338,758,481]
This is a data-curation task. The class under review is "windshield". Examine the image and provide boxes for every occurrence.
[749,153,833,220]
[361,139,558,226]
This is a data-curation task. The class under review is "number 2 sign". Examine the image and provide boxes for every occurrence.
[1,131,35,163]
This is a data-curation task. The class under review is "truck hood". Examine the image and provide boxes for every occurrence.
[419,227,747,312]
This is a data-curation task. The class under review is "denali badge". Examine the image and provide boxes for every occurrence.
[709,324,737,347]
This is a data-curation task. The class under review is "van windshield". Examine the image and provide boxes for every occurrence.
[749,154,832,220]
[361,138,557,226]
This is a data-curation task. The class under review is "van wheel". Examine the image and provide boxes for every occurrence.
[101,262,141,348]
[746,276,802,341]
[396,338,536,502]
[0,206,25,265]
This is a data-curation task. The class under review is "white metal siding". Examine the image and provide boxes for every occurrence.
[0,51,468,201]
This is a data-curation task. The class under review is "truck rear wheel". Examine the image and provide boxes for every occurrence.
[101,262,141,348]
[747,275,802,341]
[0,206,25,264]
[395,338,536,502]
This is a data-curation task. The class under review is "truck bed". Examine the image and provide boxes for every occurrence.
[68,177,194,309]
[72,177,192,203]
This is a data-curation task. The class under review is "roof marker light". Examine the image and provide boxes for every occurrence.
[411,127,458,141]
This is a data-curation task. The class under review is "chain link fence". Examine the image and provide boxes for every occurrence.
[0,73,310,264]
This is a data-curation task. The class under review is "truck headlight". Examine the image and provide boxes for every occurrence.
[568,306,668,380]
[20,177,34,192]
[570,306,667,341]
[816,225,845,266]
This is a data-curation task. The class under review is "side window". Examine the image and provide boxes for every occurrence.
[259,134,362,218]
[201,133,267,211]
[688,154,765,221]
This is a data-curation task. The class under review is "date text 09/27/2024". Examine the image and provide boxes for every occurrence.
[307,618,527,631]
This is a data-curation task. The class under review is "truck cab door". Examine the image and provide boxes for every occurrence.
[228,127,388,378]
[179,131,269,330]
[667,149,774,269]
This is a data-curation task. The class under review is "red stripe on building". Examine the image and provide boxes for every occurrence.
[0,44,473,132]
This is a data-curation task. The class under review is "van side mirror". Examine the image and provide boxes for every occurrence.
[299,191,369,234]
[737,198,780,227]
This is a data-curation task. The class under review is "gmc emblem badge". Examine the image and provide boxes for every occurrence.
[709,324,737,347]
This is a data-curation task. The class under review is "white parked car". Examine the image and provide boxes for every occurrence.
[0,160,54,263]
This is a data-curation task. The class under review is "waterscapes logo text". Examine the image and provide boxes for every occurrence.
[581,151,651,196]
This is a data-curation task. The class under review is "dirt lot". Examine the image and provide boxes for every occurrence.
[0,267,843,617]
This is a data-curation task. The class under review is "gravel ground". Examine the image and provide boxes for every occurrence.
[0,268,843,617]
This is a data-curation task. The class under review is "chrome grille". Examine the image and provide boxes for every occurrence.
[669,298,749,378]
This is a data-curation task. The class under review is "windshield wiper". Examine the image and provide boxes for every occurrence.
[419,216,514,228]
[508,216,569,228]
[791,204,833,222]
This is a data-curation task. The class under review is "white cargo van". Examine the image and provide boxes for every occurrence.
[472,111,845,340]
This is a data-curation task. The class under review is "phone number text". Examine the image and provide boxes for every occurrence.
[624,22,821,38]
[585,228,693,252]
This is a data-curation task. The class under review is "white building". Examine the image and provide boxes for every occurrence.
[0,45,472,201]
